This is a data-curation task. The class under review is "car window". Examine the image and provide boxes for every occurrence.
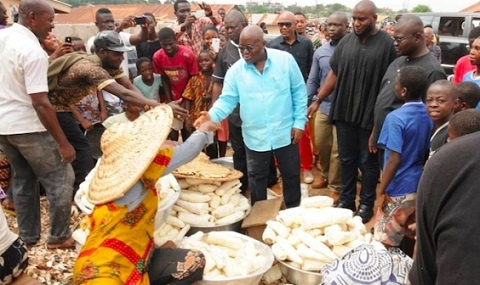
[418,15,434,27]
[472,18,480,29]
[439,17,465,37]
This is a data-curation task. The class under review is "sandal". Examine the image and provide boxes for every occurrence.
[2,199,15,216]
[47,237,75,250]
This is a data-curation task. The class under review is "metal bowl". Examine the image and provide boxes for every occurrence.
[187,218,244,236]
[277,259,323,285]
[192,231,274,285]
[186,208,251,236]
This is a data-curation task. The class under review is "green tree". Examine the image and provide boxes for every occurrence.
[411,4,432,12]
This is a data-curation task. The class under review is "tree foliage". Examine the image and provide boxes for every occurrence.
[411,4,432,13]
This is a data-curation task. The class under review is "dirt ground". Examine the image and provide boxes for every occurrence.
[4,154,384,285]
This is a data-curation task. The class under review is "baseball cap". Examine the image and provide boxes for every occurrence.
[94,31,132,53]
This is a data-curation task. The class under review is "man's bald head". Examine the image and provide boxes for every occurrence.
[393,14,428,57]
[354,0,377,16]
[277,11,295,23]
[240,25,264,43]
[329,11,349,25]
[239,25,266,64]
[224,9,248,43]
[18,0,55,39]
[396,14,425,35]
[277,11,296,39]
[19,0,53,18]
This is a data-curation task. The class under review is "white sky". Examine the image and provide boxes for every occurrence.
[209,0,479,12]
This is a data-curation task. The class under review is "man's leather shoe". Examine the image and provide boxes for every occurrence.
[355,204,374,223]
[337,201,356,212]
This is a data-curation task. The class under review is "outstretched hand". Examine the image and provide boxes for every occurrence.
[197,121,221,132]
[167,99,188,120]
[193,111,211,128]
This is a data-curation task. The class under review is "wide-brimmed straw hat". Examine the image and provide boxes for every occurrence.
[173,153,243,181]
[88,105,173,204]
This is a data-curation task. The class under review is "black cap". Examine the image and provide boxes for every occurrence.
[94,31,132,53]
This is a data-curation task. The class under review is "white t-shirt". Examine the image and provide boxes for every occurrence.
[0,24,49,135]
[0,206,18,255]
[87,31,133,104]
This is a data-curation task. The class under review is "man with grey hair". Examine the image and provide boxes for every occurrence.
[424,26,441,62]
[0,0,75,249]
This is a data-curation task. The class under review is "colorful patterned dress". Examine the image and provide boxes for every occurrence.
[73,148,173,284]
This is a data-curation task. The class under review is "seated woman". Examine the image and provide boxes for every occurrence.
[73,105,220,284]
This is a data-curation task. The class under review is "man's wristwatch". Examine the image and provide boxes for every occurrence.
[312,95,321,103]
[180,25,186,32]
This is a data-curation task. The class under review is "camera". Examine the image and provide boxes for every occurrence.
[134,16,147,25]
[65,36,72,43]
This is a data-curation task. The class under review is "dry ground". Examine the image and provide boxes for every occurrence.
[4,157,383,285]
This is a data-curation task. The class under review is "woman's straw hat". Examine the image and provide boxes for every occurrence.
[87,105,173,204]
[173,153,243,181]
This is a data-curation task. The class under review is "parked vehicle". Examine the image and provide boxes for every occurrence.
[414,12,480,74]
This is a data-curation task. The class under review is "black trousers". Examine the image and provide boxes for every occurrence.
[56,112,95,194]
[228,120,277,192]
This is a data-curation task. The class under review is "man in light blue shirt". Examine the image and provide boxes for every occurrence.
[195,25,307,208]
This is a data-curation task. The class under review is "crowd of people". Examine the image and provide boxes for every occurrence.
[2,0,480,283]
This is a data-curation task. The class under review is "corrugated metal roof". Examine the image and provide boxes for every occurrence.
[54,4,236,24]
[461,2,480,12]
[248,13,282,25]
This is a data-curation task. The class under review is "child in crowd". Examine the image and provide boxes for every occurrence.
[200,25,229,157]
[219,31,228,50]
[102,101,142,129]
[374,66,433,250]
[133,57,162,102]
[202,25,219,61]
[182,49,218,158]
[153,27,198,141]
[448,109,480,141]
[455,81,480,112]
[426,80,459,158]
[463,36,480,109]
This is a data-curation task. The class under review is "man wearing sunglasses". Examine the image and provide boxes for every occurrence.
[269,11,315,185]
[196,25,307,208]
[371,14,445,169]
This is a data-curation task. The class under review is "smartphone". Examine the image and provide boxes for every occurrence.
[212,38,220,53]
[134,16,147,25]
[65,36,72,43]
[194,10,205,18]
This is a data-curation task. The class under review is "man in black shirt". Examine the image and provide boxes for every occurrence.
[268,11,313,82]
[268,11,315,185]
[307,0,396,223]
[135,13,161,61]
[371,14,446,168]
[409,132,480,285]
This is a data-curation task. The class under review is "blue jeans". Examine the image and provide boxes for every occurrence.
[0,132,74,244]
[246,143,301,208]
[335,121,379,208]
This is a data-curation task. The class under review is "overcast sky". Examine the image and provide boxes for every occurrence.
[209,0,479,12]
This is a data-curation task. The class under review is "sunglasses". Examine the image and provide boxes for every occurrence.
[238,44,256,52]
[277,22,293,28]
